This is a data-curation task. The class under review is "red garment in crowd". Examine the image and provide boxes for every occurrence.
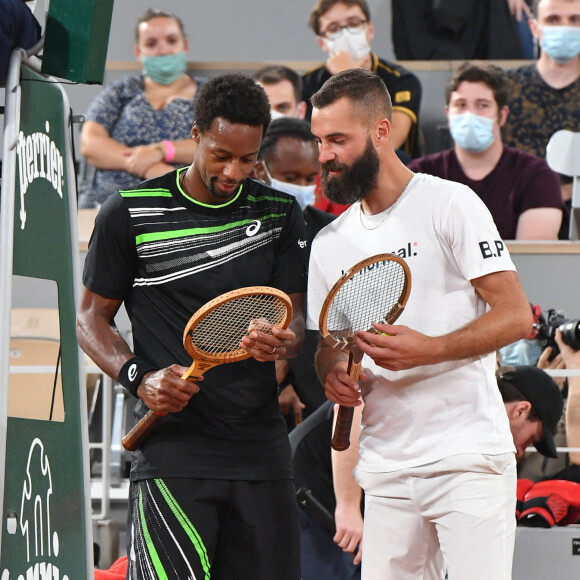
[94,556,127,579]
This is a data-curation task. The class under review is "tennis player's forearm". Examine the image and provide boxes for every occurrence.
[77,313,134,380]
[431,301,532,364]
[427,270,532,364]
[76,288,135,380]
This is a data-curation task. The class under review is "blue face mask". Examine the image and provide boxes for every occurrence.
[541,25,580,63]
[499,339,544,367]
[449,112,496,153]
[141,52,187,85]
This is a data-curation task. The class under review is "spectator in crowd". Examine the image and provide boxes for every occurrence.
[254,117,334,427]
[409,61,564,240]
[503,0,580,160]
[0,0,41,87]
[77,73,306,580]
[290,365,563,580]
[253,64,307,120]
[78,8,204,208]
[302,0,422,160]
[503,0,580,237]
[391,0,527,60]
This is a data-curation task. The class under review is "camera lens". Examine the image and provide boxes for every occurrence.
[559,320,580,350]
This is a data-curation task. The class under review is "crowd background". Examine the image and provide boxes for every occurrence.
[4,0,580,576]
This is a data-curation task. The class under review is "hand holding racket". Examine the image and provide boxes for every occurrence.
[122,286,293,451]
[319,254,411,451]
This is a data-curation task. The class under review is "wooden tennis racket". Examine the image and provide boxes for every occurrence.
[122,286,293,451]
[319,254,411,451]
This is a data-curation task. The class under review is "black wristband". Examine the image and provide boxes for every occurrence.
[278,368,296,390]
[118,357,157,397]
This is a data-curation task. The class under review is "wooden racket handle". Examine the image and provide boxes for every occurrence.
[122,410,165,451]
[331,405,355,451]
[331,351,363,451]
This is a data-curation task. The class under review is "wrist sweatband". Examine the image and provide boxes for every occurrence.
[163,140,176,163]
[278,368,296,390]
[118,357,157,397]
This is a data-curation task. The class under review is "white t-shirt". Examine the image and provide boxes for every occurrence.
[307,173,517,472]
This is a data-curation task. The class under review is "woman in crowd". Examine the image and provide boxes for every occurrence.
[79,8,203,208]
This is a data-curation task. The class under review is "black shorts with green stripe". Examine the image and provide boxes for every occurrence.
[127,477,301,580]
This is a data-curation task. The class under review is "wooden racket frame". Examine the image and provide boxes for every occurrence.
[122,286,293,451]
[319,254,411,451]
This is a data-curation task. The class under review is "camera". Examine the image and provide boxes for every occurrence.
[535,309,580,358]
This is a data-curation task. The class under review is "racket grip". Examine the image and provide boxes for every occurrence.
[331,405,355,451]
[122,410,165,451]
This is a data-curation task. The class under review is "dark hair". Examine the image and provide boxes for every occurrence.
[253,65,303,105]
[445,61,511,110]
[531,0,579,18]
[194,73,271,136]
[311,68,392,122]
[497,366,541,422]
[135,8,186,43]
[258,118,316,161]
[308,0,371,35]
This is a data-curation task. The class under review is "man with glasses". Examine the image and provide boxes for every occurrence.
[302,0,422,160]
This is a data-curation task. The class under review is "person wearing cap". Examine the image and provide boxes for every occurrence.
[497,364,564,459]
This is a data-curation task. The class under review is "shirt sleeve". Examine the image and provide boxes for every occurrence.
[82,193,138,300]
[306,234,331,332]
[442,183,516,282]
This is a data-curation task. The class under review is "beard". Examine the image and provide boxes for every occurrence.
[320,137,380,205]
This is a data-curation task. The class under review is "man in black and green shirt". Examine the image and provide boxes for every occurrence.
[77,73,307,580]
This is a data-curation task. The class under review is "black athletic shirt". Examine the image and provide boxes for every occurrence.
[83,168,307,481]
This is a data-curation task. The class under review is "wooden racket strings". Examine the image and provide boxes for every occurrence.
[324,257,410,347]
[187,292,291,360]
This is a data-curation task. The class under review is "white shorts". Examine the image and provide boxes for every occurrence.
[355,453,516,580]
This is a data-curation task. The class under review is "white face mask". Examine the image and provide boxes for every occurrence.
[325,28,370,60]
[260,162,315,210]
[269,178,315,210]
[270,109,299,121]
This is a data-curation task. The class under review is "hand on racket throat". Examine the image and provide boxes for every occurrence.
[240,292,305,361]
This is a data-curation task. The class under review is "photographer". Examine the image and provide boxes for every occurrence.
[538,329,580,482]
